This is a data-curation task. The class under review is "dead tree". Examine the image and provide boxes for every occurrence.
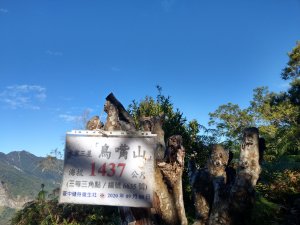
[104,93,136,131]
[87,93,262,225]
[101,93,152,225]
[89,93,187,225]
[156,135,188,225]
[139,116,165,161]
[189,127,262,225]
[189,145,230,225]
[229,127,261,225]
[86,115,103,130]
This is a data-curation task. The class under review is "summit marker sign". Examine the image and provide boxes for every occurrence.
[59,130,156,208]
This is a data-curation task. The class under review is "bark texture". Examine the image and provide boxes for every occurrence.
[189,127,262,225]
[141,119,188,225]
[139,116,165,161]
[102,93,153,225]
[229,127,261,225]
[156,135,188,225]
[189,145,229,225]
[88,93,187,225]
[104,93,136,131]
[86,115,103,130]
[87,93,262,225]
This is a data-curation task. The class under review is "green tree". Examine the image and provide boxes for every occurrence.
[128,86,215,165]
[209,42,300,157]
[281,41,300,80]
[208,103,255,150]
[128,86,218,220]
[250,86,299,155]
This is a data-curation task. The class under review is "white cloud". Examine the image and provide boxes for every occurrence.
[0,85,47,110]
[59,108,94,126]
[46,50,63,56]
[59,114,82,123]
[0,8,8,13]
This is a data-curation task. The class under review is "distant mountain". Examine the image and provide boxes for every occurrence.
[0,150,63,224]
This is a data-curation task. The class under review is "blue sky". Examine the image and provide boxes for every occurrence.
[0,0,299,157]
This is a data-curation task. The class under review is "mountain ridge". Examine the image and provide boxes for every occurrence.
[0,149,63,224]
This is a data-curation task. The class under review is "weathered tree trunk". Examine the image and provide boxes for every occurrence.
[189,145,230,225]
[189,128,262,225]
[155,135,188,225]
[88,93,262,225]
[208,147,231,225]
[105,93,136,131]
[139,116,165,161]
[99,93,187,225]
[140,115,188,225]
[102,93,153,225]
[229,127,261,225]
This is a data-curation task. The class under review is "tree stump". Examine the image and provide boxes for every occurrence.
[92,93,187,225]
[189,127,262,225]
[87,93,262,225]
